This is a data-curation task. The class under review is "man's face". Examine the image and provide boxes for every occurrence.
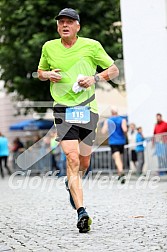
[156,115,162,123]
[57,17,80,39]
[130,123,135,131]
[138,127,142,133]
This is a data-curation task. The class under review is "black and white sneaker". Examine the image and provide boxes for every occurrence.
[118,173,126,184]
[77,209,92,233]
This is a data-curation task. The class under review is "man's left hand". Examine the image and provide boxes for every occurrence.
[78,76,95,88]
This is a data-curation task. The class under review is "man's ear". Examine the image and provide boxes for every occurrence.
[77,24,80,32]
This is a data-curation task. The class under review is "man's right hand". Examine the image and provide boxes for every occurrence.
[47,69,62,82]
[37,69,61,82]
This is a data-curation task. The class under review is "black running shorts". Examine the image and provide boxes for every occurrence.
[53,105,99,146]
[110,145,124,154]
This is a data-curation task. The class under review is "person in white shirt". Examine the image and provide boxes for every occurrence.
[127,123,137,173]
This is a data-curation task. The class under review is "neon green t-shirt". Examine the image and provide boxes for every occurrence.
[38,37,114,113]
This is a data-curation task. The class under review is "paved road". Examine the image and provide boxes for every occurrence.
[0,172,167,252]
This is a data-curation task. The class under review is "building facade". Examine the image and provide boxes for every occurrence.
[121,0,167,136]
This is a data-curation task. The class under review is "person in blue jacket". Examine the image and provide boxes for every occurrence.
[135,127,145,175]
[0,132,11,178]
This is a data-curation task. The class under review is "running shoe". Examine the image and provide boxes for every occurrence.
[65,178,76,210]
[118,173,126,184]
[77,209,92,233]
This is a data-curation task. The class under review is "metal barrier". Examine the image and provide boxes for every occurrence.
[90,146,130,173]
[12,133,167,175]
[90,146,115,173]
[12,145,114,174]
[12,149,52,174]
[124,133,167,174]
[12,147,66,175]
[146,133,167,173]
[12,146,123,174]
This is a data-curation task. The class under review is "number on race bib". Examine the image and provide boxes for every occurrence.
[65,106,90,124]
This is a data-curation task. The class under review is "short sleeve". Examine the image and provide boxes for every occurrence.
[38,45,50,70]
[94,41,114,69]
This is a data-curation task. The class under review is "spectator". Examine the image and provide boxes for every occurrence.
[11,137,24,153]
[50,131,61,174]
[33,135,41,144]
[37,135,51,174]
[153,113,167,135]
[11,137,24,171]
[101,107,127,183]
[135,127,145,175]
[127,123,137,172]
[153,113,167,171]
[0,132,11,178]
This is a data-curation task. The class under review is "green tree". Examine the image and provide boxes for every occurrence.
[0,0,122,113]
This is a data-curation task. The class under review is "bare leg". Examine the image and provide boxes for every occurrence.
[112,151,124,175]
[79,141,92,177]
[61,140,83,210]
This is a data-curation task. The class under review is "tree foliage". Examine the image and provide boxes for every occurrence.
[0,0,122,113]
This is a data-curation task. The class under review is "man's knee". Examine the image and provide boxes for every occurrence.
[66,151,80,168]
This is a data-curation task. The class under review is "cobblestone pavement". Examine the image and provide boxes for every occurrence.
[0,172,167,252]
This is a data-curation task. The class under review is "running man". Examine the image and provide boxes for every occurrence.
[38,8,119,233]
[101,107,127,183]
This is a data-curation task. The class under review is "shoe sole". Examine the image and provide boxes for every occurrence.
[118,175,126,184]
[121,178,126,184]
[77,215,92,233]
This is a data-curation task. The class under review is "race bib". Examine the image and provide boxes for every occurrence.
[65,106,90,124]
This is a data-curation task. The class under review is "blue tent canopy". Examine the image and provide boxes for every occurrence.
[9,119,54,131]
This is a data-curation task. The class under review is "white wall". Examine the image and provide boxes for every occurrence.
[120,0,167,136]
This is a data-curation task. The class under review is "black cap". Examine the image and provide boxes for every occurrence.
[55,8,80,22]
